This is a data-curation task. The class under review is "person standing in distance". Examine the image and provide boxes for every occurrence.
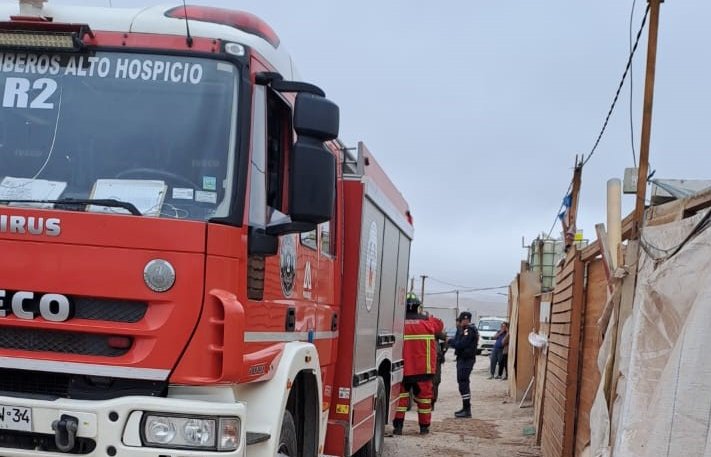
[448,311,479,418]
[393,293,444,435]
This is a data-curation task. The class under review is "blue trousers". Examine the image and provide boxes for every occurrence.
[456,357,475,401]
[490,347,504,376]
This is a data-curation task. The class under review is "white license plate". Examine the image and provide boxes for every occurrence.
[0,405,32,432]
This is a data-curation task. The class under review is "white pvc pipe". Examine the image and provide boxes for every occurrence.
[607,179,622,269]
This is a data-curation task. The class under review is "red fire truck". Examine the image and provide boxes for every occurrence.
[0,2,413,457]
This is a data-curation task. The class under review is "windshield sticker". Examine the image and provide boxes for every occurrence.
[89,179,167,217]
[217,62,234,73]
[172,188,194,200]
[0,177,66,208]
[202,176,217,191]
[195,190,217,204]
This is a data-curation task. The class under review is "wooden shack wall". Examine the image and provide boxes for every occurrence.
[540,248,584,457]
[509,270,540,401]
[574,259,607,456]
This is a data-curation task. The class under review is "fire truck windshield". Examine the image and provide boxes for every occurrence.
[0,51,239,221]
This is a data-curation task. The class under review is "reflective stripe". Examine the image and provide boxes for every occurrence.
[417,398,432,404]
[396,407,408,412]
[244,331,338,342]
[403,334,435,341]
[399,393,410,399]
[417,409,432,414]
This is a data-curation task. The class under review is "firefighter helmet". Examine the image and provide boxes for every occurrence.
[406,292,421,314]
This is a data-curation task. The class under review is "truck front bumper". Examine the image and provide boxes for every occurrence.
[0,394,246,456]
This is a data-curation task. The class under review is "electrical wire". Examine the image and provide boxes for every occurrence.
[424,285,509,296]
[639,208,711,262]
[545,4,648,241]
[428,277,485,290]
[581,3,650,167]
[629,0,638,167]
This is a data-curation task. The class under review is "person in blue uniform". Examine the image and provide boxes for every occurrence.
[448,311,479,418]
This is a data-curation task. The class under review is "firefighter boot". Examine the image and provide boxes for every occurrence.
[393,419,404,435]
[420,425,430,435]
[454,400,472,418]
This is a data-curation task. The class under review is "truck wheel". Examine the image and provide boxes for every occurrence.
[278,410,298,457]
[357,376,386,457]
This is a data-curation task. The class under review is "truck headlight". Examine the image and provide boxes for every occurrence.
[142,414,240,451]
[145,416,176,444]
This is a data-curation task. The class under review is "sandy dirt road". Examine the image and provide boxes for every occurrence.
[382,352,541,457]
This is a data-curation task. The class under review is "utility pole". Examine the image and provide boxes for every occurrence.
[633,0,663,239]
[455,290,460,318]
[420,275,428,305]
[409,277,415,293]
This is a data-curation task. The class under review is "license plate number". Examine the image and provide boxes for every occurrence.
[0,405,32,431]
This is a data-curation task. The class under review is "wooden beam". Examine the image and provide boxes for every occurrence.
[632,0,663,238]
[594,224,614,288]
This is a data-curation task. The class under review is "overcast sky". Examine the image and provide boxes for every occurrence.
[39,0,711,302]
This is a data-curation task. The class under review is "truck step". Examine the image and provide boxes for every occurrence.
[246,432,271,445]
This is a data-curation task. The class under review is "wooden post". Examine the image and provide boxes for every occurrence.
[565,161,583,249]
[419,275,427,304]
[633,0,663,238]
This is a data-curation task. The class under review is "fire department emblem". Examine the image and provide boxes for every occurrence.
[364,221,378,311]
[280,235,297,297]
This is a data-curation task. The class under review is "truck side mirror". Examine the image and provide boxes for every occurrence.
[294,93,339,141]
[289,138,335,225]
[265,90,338,235]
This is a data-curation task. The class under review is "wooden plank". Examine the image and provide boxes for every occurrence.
[580,239,601,262]
[508,276,520,398]
[574,259,607,457]
[547,356,568,384]
[544,389,566,425]
[559,257,576,281]
[552,299,573,314]
[594,223,614,286]
[552,286,574,304]
[548,351,567,372]
[534,349,548,444]
[561,253,584,457]
[554,273,575,294]
[549,342,569,360]
[548,333,571,348]
[551,310,572,323]
[545,369,567,401]
[550,322,571,336]
[542,410,565,452]
[513,271,540,401]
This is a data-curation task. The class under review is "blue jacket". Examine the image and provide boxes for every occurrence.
[449,324,479,359]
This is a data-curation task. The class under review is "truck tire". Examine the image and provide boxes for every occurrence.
[356,376,386,457]
[278,410,298,457]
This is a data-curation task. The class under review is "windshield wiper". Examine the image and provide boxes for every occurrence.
[0,198,143,216]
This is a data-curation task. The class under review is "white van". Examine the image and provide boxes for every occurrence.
[476,316,507,354]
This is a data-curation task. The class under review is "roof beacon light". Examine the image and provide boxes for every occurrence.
[18,0,47,17]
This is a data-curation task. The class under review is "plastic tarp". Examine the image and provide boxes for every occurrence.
[613,213,711,457]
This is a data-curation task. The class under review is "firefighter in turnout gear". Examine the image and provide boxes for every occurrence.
[393,293,444,435]
[448,311,479,418]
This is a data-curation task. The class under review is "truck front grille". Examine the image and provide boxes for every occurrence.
[0,368,167,400]
[73,297,147,323]
[0,327,130,357]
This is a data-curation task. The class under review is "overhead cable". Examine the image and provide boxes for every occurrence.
[582,3,650,167]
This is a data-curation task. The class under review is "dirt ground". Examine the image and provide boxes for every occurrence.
[382,352,541,457]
